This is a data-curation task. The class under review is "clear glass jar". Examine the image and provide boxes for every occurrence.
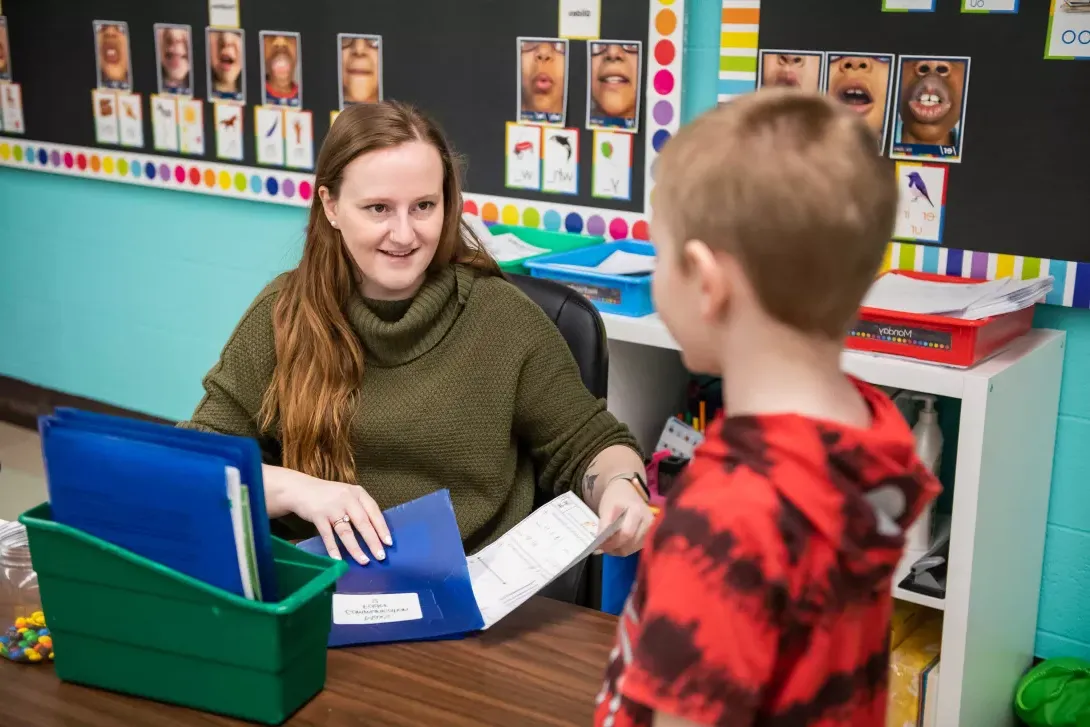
[0,521,50,663]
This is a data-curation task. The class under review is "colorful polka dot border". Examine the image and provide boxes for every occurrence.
[645,0,685,208]
[0,139,650,241]
[0,140,316,206]
[461,195,650,242]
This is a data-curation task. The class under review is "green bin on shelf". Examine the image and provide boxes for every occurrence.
[18,503,348,725]
[487,225,604,274]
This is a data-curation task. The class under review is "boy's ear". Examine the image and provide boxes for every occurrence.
[682,239,731,321]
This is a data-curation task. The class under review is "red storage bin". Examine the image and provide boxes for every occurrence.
[845,271,1037,368]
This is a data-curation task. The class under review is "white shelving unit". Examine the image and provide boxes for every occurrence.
[602,313,1064,727]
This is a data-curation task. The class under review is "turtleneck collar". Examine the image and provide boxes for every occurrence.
[345,265,476,367]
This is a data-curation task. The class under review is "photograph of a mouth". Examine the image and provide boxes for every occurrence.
[598,70,631,88]
[909,82,951,122]
[348,63,374,77]
[533,73,554,93]
[270,51,292,76]
[836,82,874,113]
[219,49,237,68]
[102,41,121,64]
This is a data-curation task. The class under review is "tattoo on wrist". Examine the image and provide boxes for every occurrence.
[583,472,599,499]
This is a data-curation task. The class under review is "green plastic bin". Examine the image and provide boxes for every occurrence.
[18,503,348,725]
[487,225,604,274]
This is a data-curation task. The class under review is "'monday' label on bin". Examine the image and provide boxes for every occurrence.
[332,593,424,625]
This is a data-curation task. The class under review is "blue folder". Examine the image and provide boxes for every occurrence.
[45,408,277,600]
[38,410,277,600]
[297,489,484,646]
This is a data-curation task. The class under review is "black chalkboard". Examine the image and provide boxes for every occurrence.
[2,0,649,213]
[760,0,1089,263]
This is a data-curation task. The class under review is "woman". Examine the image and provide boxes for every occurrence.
[181,102,652,564]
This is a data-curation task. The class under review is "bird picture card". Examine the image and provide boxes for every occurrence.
[962,0,1019,12]
[890,56,971,163]
[824,53,896,152]
[0,81,22,134]
[542,128,579,195]
[759,50,826,93]
[178,98,205,155]
[117,93,144,148]
[882,0,936,10]
[150,94,179,152]
[893,162,948,244]
[214,102,244,160]
[255,105,285,166]
[284,109,314,170]
[505,122,543,190]
[92,89,120,145]
[591,130,632,201]
[1046,1,1090,60]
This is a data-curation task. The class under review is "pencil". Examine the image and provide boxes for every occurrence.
[699,401,706,432]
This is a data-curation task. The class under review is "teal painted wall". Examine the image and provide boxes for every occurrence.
[1,0,1088,660]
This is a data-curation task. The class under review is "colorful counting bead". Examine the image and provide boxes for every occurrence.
[25,649,41,662]
[38,635,52,649]
[14,618,26,630]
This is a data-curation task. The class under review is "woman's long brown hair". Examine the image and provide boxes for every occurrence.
[259,101,499,484]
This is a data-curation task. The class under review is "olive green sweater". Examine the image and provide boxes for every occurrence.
[180,264,638,552]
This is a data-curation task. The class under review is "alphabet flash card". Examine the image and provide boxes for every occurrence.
[542,128,579,195]
[178,98,205,155]
[284,109,314,170]
[150,94,179,152]
[591,130,632,201]
[1046,1,1090,60]
[893,162,948,244]
[117,93,143,148]
[505,122,542,190]
[215,102,244,160]
[92,89,120,145]
[255,105,285,166]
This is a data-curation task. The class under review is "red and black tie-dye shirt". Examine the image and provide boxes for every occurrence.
[594,379,940,727]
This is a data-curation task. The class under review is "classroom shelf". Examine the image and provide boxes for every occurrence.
[601,311,1064,727]
[892,551,945,612]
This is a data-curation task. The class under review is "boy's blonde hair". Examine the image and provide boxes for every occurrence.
[654,89,897,338]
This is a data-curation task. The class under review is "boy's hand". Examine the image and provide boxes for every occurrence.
[596,477,654,556]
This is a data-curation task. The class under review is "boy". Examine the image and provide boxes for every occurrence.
[593,90,941,727]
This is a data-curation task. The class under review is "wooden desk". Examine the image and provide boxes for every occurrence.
[0,597,617,727]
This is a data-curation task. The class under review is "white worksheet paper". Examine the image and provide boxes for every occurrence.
[467,492,625,629]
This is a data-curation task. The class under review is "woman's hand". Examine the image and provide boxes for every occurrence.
[282,472,392,565]
[595,476,655,557]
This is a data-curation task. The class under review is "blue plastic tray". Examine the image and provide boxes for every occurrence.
[524,240,655,317]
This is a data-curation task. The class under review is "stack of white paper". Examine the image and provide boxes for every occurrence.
[466,492,625,629]
[548,250,657,276]
[862,274,1053,320]
[461,213,550,263]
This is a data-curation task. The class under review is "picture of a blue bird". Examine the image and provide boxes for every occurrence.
[907,171,934,208]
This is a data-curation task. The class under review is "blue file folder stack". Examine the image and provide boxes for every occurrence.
[38,408,277,601]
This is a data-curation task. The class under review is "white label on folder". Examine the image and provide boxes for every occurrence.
[332,593,423,625]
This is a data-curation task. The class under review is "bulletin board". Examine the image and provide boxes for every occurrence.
[0,0,687,239]
[720,0,1090,308]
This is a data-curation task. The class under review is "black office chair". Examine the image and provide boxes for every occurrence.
[506,273,610,608]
